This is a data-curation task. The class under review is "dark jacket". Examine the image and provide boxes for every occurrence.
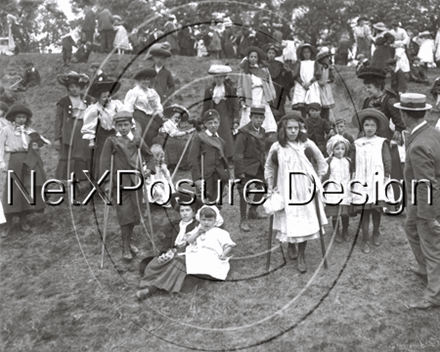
[82,9,96,31]
[159,219,199,255]
[188,131,229,181]
[55,95,90,144]
[390,68,407,94]
[409,64,429,83]
[97,8,114,31]
[404,123,440,219]
[233,122,266,176]
[22,67,41,87]
[306,116,332,147]
[201,82,239,124]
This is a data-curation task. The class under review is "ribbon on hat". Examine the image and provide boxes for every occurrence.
[400,101,427,108]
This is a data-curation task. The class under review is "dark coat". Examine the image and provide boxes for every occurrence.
[145,61,175,103]
[404,123,440,219]
[22,68,40,87]
[390,68,407,94]
[55,95,90,144]
[201,82,239,124]
[306,116,332,148]
[97,8,114,31]
[233,122,266,176]
[188,131,229,181]
[159,219,199,255]
[82,9,96,31]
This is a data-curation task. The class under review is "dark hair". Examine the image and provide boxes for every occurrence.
[362,116,379,132]
[277,114,307,147]
[363,77,385,90]
[403,110,426,119]
[199,207,217,219]
[241,55,266,74]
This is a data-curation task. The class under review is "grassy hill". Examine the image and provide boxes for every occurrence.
[1,52,439,352]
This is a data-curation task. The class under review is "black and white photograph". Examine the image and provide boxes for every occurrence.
[0,0,439,351]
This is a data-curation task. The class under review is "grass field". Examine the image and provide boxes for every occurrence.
[1,52,440,352]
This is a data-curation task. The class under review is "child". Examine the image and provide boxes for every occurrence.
[0,104,49,237]
[145,144,175,207]
[323,135,353,243]
[99,111,153,260]
[136,191,203,300]
[333,118,355,160]
[291,43,321,118]
[316,48,336,121]
[0,102,10,130]
[158,104,195,172]
[185,205,236,280]
[188,109,229,205]
[19,62,41,91]
[113,16,131,55]
[413,31,436,68]
[305,103,334,156]
[385,58,407,95]
[124,68,164,146]
[233,105,267,232]
[351,109,392,254]
[54,72,91,187]
[409,57,430,85]
[74,41,92,63]
[61,31,77,66]
[145,43,175,104]
[89,62,108,83]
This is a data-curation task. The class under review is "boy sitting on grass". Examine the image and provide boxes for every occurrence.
[188,109,229,205]
[100,111,153,261]
[305,103,334,156]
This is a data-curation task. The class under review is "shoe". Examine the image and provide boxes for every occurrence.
[130,244,139,255]
[335,230,343,243]
[240,221,250,232]
[20,222,31,231]
[1,224,11,238]
[136,288,150,301]
[297,256,307,273]
[287,243,297,260]
[372,233,381,246]
[408,299,440,310]
[409,266,427,281]
[361,241,371,254]
[248,209,267,220]
[342,228,349,242]
[123,252,133,260]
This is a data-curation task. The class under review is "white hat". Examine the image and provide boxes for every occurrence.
[394,93,432,111]
[207,64,232,75]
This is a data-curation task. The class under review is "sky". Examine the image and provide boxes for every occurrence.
[56,0,76,20]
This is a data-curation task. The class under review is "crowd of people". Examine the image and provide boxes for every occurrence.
[0,10,440,310]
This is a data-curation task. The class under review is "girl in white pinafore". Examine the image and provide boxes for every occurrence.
[265,113,328,273]
[113,17,131,54]
[291,44,321,118]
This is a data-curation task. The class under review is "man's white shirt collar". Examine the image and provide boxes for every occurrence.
[116,131,134,140]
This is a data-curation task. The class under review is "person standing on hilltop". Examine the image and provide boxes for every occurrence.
[82,5,97,46]
[163,14,180,55]
[353,16,373,59]
[97,7,115,53]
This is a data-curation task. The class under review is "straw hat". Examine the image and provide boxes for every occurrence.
[316,47,334,61]
[418,30,431,37]
[57,71,90,88]
[296,43,318,60]
[351,109,389,136]
[207,64,232,75]
[163,104,190,122]
[393,93,432,111]
[373,22,387,32]
[250,105,265,115]
[113,15,122,22]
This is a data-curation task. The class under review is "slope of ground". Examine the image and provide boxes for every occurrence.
[0,53,439,352]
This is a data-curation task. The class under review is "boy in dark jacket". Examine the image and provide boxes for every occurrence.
[305,103,333,156]
[233,105,267,232]
[100,111,153,260]
[188,109,229,205]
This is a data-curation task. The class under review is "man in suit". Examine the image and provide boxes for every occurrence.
[96,8,114,53]
[395,93,440,310]
[82,6,96,45]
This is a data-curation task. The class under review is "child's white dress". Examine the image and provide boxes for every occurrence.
[113,25,131,51]
[292,60,321,107]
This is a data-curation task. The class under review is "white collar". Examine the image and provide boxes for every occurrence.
[115,131,134,140]
[411,120,427,135]
[205,130,219,137]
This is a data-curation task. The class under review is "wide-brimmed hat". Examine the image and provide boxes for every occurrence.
[373,22,387,31]
[113,15,122,22]
[296,43,317,60]
[113,110,133,124]
[29,132,51,147]
[357,16,368,23]
[357,67,387,80]
[57,71,90,88]
[170,191,204,212]
[223,17,232,27]
[242,46,266,60]
[316,47,334,61]
[5,104,32,122]
[352,109,389,136]
[133,68,157,80]
[163,104,190,122]
[145,42,172,59]
[419,30,431,37]
[207,64,232,75]
[394,93,432,111]
[250,105,265,115]
[88,80,121,98]
[411,56,422,63]
[262,43,282,56]
[326,134,351,157]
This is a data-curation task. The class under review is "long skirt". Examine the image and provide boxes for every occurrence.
[162,134,191,167]
[133,109,161,147]
[3,152,46,217]
[212,99,235,158]
[55,119,91,181]
[139,255,187,293]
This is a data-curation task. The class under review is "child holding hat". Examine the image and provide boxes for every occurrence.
[99,111,153,260]
[202,64,239,161]
[0,104,49,237]
[188,109,229,205]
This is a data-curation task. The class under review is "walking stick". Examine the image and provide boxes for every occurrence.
[266,164,278,271]
[137,148,156,253]
[314,187,328,269]
[100,148,115,269]
[8,78,22,89]
[171,131,195,182]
